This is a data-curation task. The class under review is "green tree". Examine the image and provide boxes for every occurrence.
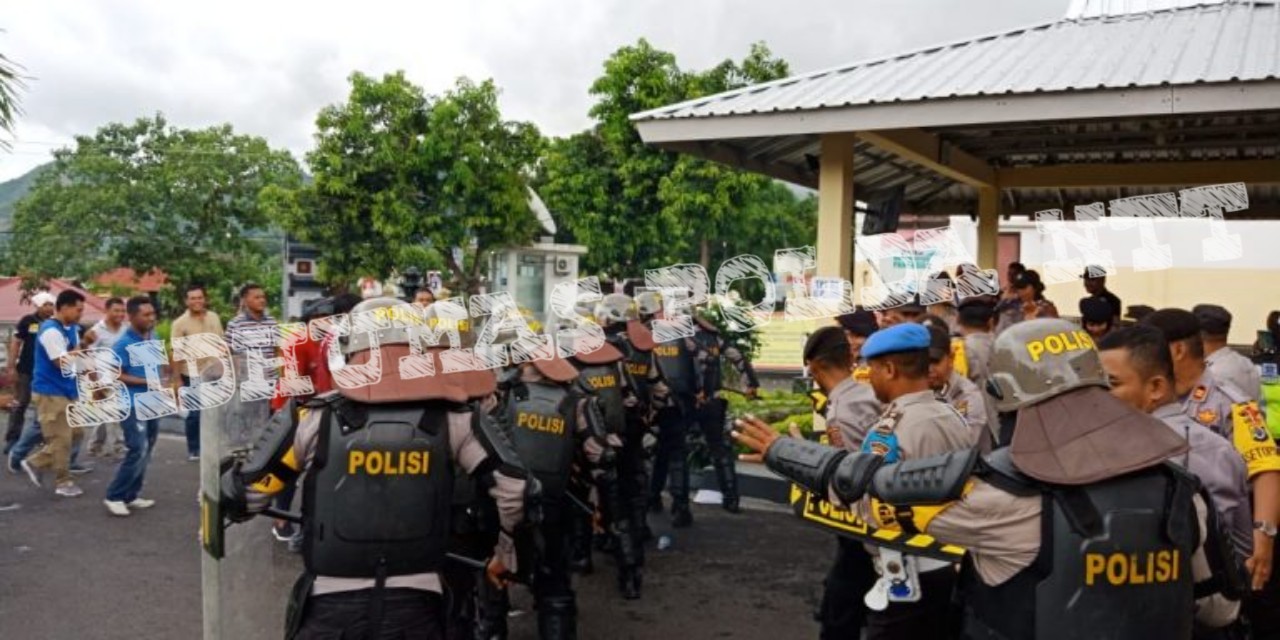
[6,114,301,314]
[540,40,805,282]
[266,73,542,293]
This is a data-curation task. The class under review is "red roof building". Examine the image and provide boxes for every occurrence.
[0,277,108,327]
[93,268,169,294]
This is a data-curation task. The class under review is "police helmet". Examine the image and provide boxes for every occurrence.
[595,293,637,327]
[635,290,663,318]
[987,318,1107,412]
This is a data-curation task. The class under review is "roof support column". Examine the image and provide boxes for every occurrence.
[977,185,1000,270]
[816,133,857,282]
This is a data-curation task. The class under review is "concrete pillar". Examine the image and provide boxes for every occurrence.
[977,185,1000,270]
[816,133,857,281]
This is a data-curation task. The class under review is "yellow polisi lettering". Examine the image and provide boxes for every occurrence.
[1084,549,1180,586]
[654,346,678,357]
[347,450,432,476]
[586,374,617,389]
[516,411,566,435]
[1025,330,1097,362]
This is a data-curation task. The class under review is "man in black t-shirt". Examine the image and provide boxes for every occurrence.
[5,292,56,453]
[1080,265,1123,323]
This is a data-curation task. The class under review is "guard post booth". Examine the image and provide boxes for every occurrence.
[487,236,588,326]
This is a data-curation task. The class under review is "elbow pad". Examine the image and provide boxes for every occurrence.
[870,447,979,506]
[237,401,303,494]
[472,409,529,480]
[830,452,886,505]
[764,437,849,497]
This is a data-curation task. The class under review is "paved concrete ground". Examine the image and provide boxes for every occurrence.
[0,435,829,639]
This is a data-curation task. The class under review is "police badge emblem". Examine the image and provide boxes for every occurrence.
[1197,409,1218,426]
[1192,385,1208,402]
[954,400,969,415]
[1242,405,1270,442]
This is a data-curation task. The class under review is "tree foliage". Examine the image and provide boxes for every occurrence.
[0,49,24,146]
[265,72,543,293]
[539,39,814,281]
[5,114,301,313]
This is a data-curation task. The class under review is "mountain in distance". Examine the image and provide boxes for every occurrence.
[0,162,48,231]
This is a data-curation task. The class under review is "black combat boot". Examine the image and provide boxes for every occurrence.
[618,566,642,600]
[568,514,594,575]
[538,596,578,640]
[670,502,693,528]
[473,582,510,640]
[715,455,741,514]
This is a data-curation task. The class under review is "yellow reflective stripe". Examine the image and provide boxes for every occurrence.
[941,544,966,555]
[908,480,975,531]
[872,529,898,541]
[250,474,285,495]
[282,446,300,472]
[951,338,968,379]
[904,536,932,548]
[1231,401,1280,478]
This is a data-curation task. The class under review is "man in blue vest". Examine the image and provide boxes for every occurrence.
[19,290,87,498]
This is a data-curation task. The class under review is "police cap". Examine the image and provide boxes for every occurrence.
[1192,304,1232,337]
[803,326,850,365]
[836,309,878,338]
[1141,308,1200,343]
[861,323,930,360]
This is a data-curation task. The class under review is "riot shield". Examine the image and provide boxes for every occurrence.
[198,354,302,640]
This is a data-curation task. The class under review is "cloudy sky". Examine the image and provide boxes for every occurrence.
[1,0,1077,181]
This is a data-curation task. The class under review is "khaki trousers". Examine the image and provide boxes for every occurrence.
[27,394,82,486]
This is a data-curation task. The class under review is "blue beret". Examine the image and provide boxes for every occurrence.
[861,323,930,360]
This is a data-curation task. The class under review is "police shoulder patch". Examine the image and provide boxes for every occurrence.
[1192,385,1208,402]
[954,400,969,416]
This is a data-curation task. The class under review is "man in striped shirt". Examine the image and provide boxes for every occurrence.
[225,283,279,380]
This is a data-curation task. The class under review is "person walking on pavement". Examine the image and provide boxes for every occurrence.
[5,291,55,454]
[20,290,88,497]
[85,297,128,458]
[169,284,223,461]
[103,296,162,517]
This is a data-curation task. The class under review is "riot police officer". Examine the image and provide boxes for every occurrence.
[691,306,759,514]
[564,312,645,599]
[218,297,530,639]
[641,290,702,527]
[475,352,613,640]
[736,318,1244,639]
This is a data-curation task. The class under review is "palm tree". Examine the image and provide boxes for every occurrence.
[0,49,25,146]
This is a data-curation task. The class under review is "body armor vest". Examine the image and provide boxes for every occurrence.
[303,402,453,578]
[961,455,1198,640]
[694,328,723,393]
[610,332,653,405]
[504,382,576,499]
[652,332,696,396]
[576,362,626,435]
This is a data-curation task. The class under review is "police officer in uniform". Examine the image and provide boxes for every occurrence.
[691,307,759,514]
[1143,309,1280,592]
[1195,305,1262,403]
[1097,326,1253,563]
[736,318,1245,639]
[598,294,664,542]
[476,352,614,640]
[642,290,702,528]
[564,316,645,599]
[921,318,992,448]
[218,297,529,639]
[801,327,881,639]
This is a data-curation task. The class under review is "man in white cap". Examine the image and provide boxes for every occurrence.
[5,291,55,455]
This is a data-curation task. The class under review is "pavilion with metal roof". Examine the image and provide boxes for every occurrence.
[632,0,1280,279]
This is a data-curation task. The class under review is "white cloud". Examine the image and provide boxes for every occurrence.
[0,0,1068,180]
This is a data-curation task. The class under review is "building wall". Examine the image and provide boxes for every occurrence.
[850,215,1279,345]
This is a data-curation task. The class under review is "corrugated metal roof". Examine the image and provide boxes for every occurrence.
[633,1,1280,123]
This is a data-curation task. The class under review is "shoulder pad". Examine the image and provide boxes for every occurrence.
[1217,379,1250,405]
[627,320,655,352]
[870,447,979,505]
[471,410,528,480]
[303,391,342,409]
[976,448,1040,496]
